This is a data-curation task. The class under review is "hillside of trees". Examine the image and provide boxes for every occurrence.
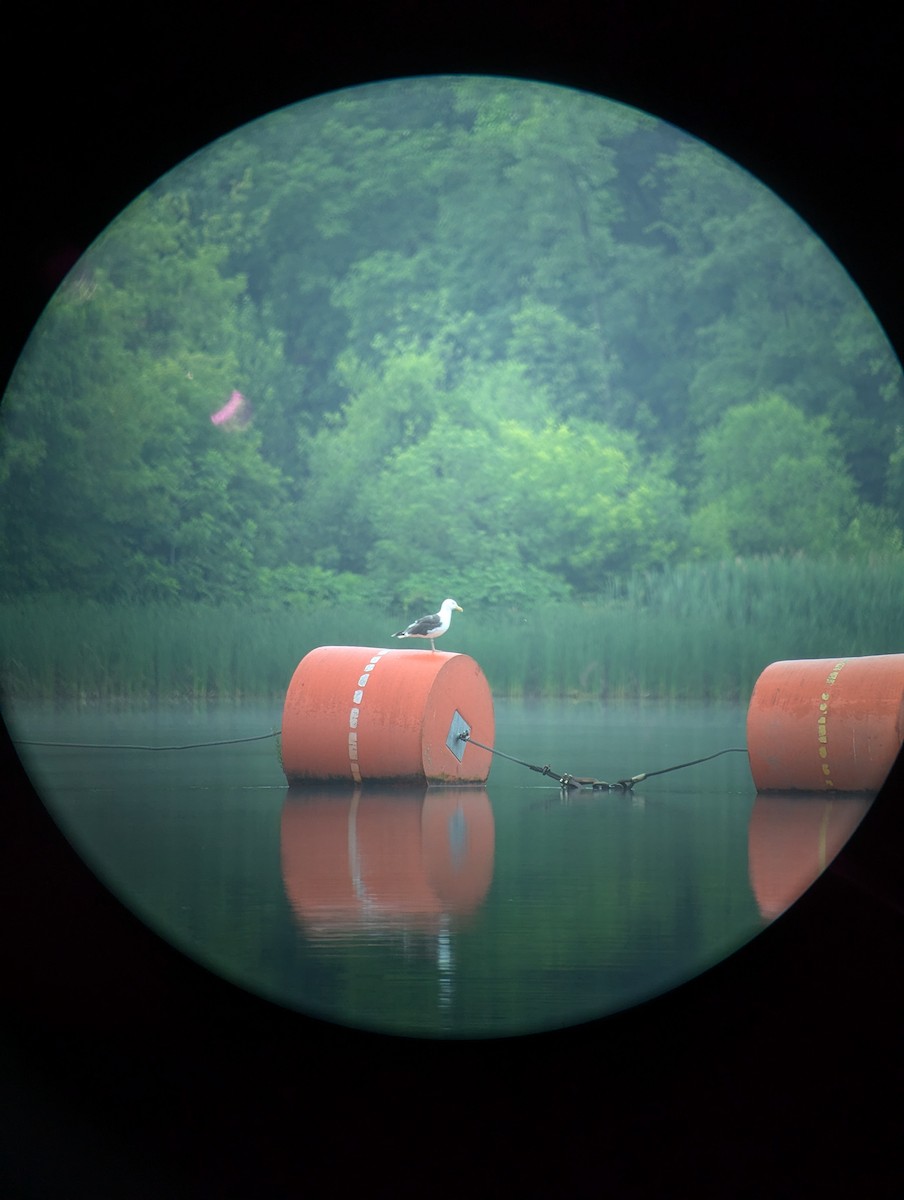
[2,76,901,611]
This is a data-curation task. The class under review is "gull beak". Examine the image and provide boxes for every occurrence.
[455,604,463,612]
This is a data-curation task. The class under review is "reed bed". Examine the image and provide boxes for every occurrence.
[466,555,903,699]
[1,556,901,703]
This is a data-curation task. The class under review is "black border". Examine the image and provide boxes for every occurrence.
[4,5,903,1194]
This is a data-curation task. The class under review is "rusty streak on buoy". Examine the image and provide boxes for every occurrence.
[281,646,495,785]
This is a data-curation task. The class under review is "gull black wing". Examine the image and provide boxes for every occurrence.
[406,611,441,635]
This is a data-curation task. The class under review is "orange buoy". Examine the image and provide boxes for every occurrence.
[746,654,904,793]
[281,646,494,785]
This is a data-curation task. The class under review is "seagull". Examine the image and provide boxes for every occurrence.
[393,598,463,652]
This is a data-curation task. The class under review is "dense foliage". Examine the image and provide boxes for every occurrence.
[2,76,902,611]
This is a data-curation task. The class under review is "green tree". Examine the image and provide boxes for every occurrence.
[363,409,686,606]
[6,75,901,612]
[363,418,568,609]
[632,139,903,505]
[690,393,900,558]
[0,192,290,601]
[506,299,620,423]
[298,347,454,573]
[499,419,687,590]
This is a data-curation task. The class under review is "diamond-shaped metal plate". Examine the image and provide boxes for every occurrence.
[446,709,471,761]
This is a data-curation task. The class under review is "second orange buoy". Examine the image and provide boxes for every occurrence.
[746,653,904,793]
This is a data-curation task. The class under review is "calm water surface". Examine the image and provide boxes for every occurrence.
[8,698,870,1037]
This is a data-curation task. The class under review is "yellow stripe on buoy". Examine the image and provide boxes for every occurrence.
[747,654,904,793]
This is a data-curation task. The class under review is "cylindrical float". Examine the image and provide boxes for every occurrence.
[281,646,494,785]
[746,654,904,793]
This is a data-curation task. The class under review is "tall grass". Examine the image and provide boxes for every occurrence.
[0,598,394,704]
[1,556,901,703]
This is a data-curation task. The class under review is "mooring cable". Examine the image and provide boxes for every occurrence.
[456,731,572,784]
[11,726,747,790]
[615,746,749,787]
[459,731,747,791]
[11,730,282,752]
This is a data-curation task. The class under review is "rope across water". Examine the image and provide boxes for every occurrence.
[457,731,748,791]
[12,727,747,789]
[12,731,281,752]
